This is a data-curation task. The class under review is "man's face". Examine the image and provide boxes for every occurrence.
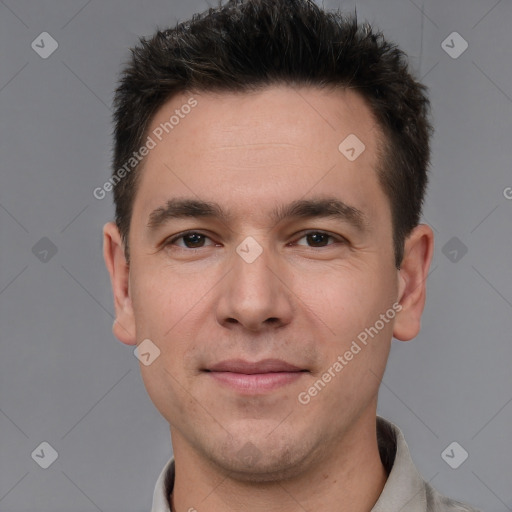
[111,86,405,478]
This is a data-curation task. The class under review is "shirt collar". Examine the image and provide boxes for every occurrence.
[151,416,428,512]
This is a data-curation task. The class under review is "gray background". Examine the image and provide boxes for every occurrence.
[0,0,511,510]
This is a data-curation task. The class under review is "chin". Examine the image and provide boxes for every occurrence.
[209,434,319,483]
[218,457,310,483]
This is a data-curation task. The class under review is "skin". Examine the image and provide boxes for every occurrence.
[103,85,434,512]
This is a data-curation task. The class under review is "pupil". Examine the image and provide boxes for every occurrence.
[309,233,326,246]
[186,234,203,247]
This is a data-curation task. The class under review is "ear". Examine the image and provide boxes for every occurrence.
[393,224,434,342]
[102,221,137,345]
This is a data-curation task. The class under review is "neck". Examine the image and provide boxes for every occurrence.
[169,411,388,512]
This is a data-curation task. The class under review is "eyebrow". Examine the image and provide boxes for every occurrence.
[147,197,368,233]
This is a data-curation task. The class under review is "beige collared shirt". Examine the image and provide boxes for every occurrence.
[150,416,480,512]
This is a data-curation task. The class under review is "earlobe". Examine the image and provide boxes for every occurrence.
[393,224,434,342]
[103,222,137,345]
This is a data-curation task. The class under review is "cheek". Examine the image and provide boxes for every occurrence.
[130,266,194,332]
[131,270,203,418]
[296,262,382,335]
[299,260,395,388]
[138,359,194,426]
[130,267,208,370]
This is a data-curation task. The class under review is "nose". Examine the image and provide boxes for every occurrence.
[214,241,295,333]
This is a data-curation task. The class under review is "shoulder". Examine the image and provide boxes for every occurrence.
[425,482,482,512]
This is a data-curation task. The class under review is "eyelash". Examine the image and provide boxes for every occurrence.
[163,230,347,250]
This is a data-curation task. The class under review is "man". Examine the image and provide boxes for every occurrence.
[102,1,480,510]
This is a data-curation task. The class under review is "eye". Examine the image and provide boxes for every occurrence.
[293,230,345,248]
[165,231,217,249]
[163,230,345,251]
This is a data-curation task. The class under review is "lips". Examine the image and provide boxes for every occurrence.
[204,360,306,394]
[206,358,305,374]
[204,359,308,393]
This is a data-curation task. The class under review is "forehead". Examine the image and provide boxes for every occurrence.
[153,85,381,154]
[133,85,388,228]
